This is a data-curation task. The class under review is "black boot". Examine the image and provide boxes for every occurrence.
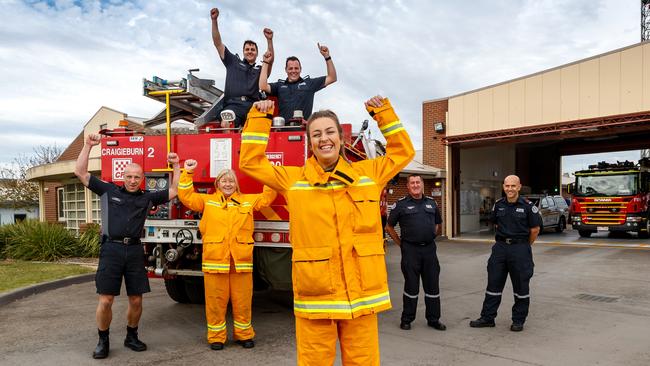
[124,326,147,352]
[92,329,110,359]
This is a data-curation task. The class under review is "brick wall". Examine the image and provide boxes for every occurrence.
[421,99,449,235]
[422,100,448,169]
[43,182,61,223]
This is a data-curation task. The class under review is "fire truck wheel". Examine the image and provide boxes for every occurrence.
[164,277,191,303]
[555,217,566,233]
[638,218,650,239]
[183,276,206,304]
[578,230,593,238]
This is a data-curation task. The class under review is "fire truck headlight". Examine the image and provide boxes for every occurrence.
[271,233,281,243]
[254,232,264,242]
[626,217,642,222]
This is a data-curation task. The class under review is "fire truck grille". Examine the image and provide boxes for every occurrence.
[580,201,627,225]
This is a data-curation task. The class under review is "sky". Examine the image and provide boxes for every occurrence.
[0,0,643,171]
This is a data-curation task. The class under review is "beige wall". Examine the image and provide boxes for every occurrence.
[446,42,650,136]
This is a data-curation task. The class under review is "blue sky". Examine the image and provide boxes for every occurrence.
[0,0,643,168]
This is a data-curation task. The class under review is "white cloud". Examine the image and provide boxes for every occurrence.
[0,0,642,164]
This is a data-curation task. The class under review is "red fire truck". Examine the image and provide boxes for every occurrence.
[99,71,385,303]
[570,158,650,238]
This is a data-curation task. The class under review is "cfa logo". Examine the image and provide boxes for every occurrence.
[112,158,132,181]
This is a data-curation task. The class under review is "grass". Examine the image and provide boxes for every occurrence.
[0,260,94,293]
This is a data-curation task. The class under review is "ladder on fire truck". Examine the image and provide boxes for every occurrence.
[142,69,224,127]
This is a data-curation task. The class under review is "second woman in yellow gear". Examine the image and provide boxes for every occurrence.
[177,160,276,351]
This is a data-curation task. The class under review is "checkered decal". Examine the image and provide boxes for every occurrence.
[112,158,132,181]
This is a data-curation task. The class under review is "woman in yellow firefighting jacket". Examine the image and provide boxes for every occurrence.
[177,161,276,351]
[239,96,414,365]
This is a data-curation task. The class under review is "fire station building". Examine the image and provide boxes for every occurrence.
[423,41,650,238]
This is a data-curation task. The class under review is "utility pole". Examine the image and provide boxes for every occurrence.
[641,0,650,42]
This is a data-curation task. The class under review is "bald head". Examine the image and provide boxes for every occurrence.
[504,175,520,185]
[503,175,522,202]
[123,163,144,192]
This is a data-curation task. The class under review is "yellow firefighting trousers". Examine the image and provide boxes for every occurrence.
[204,269,254,343]
[295,314,379,366]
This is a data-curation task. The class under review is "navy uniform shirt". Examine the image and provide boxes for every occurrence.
[387,195,442,244]
[490,196,542,239]
[222,46,262,101]
[88,176,169,239]
[269,75,326,121]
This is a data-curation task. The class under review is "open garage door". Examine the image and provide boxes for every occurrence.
[448,111,650,238]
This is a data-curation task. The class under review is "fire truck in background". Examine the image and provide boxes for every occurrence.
[99,70,385,303]
[570,158,650,238]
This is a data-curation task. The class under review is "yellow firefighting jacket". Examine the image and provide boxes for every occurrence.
[177,171,277,273]
[239,98,415,319]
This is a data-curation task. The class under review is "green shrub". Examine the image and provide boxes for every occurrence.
[3,220,77,261]
[77,223,101,258]
[0,225,8,259]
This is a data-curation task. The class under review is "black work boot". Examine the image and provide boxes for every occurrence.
[124,326,147,352]
[236,339,255,348]
[92,329,110,359]
[510,322,524,332]
[469,318,496,328]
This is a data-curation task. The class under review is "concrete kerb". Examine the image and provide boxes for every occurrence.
[0,272,96,307]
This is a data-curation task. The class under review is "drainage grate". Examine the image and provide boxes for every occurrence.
[574,293,619,303]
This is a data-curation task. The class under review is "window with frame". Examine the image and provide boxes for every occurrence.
[62,183,87,233]
[57,187,65,221]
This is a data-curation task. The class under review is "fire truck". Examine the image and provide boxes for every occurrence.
[570,158,650,238]
[99,70,385,303]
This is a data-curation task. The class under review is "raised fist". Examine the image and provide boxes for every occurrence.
[184,159,198,172]
[364,95,385,109]
[167,152,179,165]
[253,100,274,113]
[263,51,273,63]
[210,8,219,21]
[263,28,273,40]
[86,134,101,147]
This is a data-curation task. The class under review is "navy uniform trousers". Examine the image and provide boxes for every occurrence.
[400,242,441,324]
[480,241,534,324]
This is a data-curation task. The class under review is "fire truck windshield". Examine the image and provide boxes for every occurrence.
[575,174,637,196]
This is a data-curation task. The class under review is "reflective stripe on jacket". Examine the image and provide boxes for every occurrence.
[178,171,277,273]
[239,98,415,319]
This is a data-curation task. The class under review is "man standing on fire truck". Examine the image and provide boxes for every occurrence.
[258,43,337,122]
[210,7,274,128]
[74,133,181,359]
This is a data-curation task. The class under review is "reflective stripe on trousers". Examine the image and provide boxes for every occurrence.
[480,241,534,323]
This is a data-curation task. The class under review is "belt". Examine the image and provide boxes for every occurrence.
[105,236,141,245]
[495,235,528,245]
[404,240,434,246]
[228,96,255,102]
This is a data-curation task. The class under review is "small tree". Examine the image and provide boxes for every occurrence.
[0,145,63,209]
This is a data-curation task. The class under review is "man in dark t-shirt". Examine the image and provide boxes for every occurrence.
[209,7,274,127]
[75,133,180,359]
[259,43,338,122]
